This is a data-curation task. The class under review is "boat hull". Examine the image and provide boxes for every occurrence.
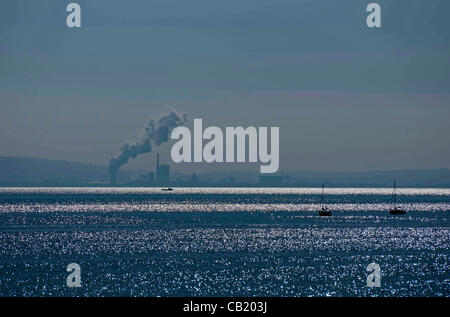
[389,209,406,215]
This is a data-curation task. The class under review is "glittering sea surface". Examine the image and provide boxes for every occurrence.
[0,187,448,297]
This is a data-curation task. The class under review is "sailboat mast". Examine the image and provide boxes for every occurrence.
[393,180,397,208]
[321,184,324,209]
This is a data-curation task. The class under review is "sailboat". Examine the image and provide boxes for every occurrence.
[318,184,332,217]
[389,180,406,215]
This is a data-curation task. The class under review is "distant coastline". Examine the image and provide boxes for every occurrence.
[0,156,449,188]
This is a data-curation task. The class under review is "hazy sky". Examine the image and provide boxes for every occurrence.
[1,0,449,173]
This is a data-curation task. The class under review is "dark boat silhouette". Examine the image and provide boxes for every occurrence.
[318,184,332,216]
[161,187,173,191]
[389,180,406,215]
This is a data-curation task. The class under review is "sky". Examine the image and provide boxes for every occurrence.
[1,0,449,173]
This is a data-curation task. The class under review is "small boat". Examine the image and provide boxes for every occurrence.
[161,187,173,191]
[389,180,406,215]
[389,208,405,215]
[318,184,332,216]
[319,207,332,217]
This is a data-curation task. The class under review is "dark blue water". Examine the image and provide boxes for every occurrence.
[0,187,448,297]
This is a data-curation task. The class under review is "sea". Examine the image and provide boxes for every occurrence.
[0,187,448,297]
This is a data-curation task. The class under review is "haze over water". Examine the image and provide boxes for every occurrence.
[0,187,448,296]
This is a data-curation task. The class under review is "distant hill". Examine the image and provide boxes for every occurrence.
[0,156,140,186]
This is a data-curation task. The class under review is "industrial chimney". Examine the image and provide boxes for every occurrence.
[156,153,160,181]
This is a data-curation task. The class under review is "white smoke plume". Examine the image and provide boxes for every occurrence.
[108,110,187,184]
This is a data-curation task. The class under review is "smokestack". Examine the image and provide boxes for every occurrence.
[108,110,187,184]
[156,153,160,181]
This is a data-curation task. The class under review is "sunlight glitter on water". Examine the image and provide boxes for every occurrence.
[1,202,449,213]
[0,187,448,296]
